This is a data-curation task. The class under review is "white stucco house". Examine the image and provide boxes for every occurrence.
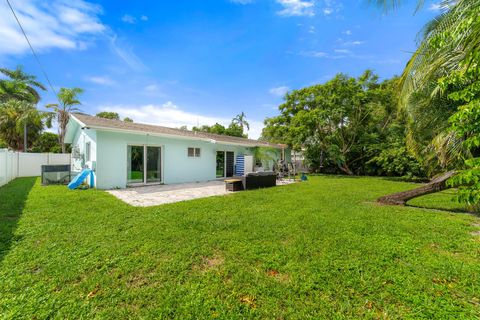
[64,113,289,189]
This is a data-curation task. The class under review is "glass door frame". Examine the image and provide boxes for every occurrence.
[127,144,164,186]
[216,150,235,179]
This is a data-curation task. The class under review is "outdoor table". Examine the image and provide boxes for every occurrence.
[224,178,243,191]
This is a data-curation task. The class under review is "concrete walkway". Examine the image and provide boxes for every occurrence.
[107,180,229,207]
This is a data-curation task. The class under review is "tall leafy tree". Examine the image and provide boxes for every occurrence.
[263,71,380,175]
[47,87,83,153]
[96,111,120,120]
[31,132,62,153]
[192,114,248,138]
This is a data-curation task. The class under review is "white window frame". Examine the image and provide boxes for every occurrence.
[188,147,201,158]
[85,142,91,162]
[127,144,164,186]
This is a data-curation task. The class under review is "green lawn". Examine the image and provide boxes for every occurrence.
[0,176,479,319]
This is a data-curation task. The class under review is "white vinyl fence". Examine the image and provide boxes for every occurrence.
[0,149,71,187]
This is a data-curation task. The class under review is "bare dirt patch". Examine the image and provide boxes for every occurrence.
[266,269,289,282]
[127,274,149,288]
[240,295,257,308]
[193,254,224,272]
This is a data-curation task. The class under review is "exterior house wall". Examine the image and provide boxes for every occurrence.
[70,128,97,173]
[95,130,261,189]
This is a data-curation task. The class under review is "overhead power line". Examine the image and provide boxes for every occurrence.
[5,0,58,98]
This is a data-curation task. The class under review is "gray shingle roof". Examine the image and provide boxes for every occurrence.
[71,113,284,149]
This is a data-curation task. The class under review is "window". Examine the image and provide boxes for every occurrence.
[188,147,201,157]
[85,142,91,162]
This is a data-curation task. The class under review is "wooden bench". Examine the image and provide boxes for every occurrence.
[224,179,243,192]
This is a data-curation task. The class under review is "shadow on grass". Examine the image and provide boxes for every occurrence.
[405,204,477,215]
[0,177,36,263]
[405,189,478,216]
[308,174,363,179]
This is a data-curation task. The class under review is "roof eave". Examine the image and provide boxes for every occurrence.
[87,125,281,148]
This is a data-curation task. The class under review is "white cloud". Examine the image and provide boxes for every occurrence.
[0,0,105,56]
[299,49,372,60]
[86,76,115,86]
[323,8,333,15]
[145,84,160,92]
[143,84,166,96]
[299,50,328,58]
[109,35,148,72]
[308,26,316,34]
[269,86,290,97]
[338,39,365,46]
[0,1,146,72]
[334,49,351,54]
[121,14,149,24]
[276,0,315,17]
[428,2,449,11]
[343,30,352,35]
[121,14,136,24]
[100,102,265,139]
[321,0,342,17]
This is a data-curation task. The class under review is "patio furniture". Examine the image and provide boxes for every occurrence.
[233,171,276,190]
[225,178,243,191]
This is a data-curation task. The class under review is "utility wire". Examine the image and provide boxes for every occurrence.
[6,0,58,98]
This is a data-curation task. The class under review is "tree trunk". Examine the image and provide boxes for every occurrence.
[377,171,457,206]
[339,163,354,175]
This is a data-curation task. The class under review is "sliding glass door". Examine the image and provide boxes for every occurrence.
[216,151,225,178]
[216,151,234,178]
[128,145,162,185]
[146,146,161,183]
[127,146,144,184]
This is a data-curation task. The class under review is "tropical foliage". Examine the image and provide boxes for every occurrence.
[262,71,424,177]
[0,100,46,151]
[30,132,64,153]
[96,111,120,120]
[193,113,249,138]
[379,0,480,205]
[258,0,480,205]
[0,66,54,151]
[0,66,46,104]
[47,87,83,153]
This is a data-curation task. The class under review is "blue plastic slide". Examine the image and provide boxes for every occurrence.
[68,169,95,190]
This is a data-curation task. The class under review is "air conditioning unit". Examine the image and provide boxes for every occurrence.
[41,165,71,185]
[244,155,254,174]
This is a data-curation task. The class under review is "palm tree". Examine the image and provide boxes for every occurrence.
[0,100,47,151]
[371,0,478,172]
[372,0,479,202]
[372,0,478,103]
[0,66,50,151]
[0,66,46,104]
[232,112,250,132]
[46,87,83,153]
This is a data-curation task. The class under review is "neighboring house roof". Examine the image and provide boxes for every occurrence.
[69,113,284,149]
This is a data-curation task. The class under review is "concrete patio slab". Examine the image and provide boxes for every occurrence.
[107,180,229,207]
[107,179,297,207]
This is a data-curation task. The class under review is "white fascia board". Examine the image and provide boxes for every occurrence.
[89,125,281,148]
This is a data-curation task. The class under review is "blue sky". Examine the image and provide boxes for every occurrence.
[0,0,440,138]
